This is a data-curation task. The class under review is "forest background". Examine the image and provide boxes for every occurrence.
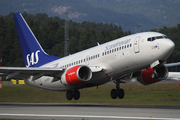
[1,0,180,32]
[0,12,180,71]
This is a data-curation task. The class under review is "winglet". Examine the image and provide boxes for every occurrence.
[13,12,60,67]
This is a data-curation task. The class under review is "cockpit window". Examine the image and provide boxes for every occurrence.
[156,36,164,39]
[152,37,155,41]
[147,35,167,42]
[164,36,168,38]
[147,38,151,41]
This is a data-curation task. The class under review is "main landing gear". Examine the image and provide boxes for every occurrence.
[66,89,80,100]
[110,80,125,99]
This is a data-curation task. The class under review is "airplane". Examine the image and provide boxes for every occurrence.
[0,12,176,100]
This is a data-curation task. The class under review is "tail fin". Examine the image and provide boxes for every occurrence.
[13,12,60,67]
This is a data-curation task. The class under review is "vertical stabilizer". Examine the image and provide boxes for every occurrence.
[13,12,60,67]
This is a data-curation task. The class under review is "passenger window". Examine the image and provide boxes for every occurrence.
[107,51,109,54]
[127,44,129,48]
[102,52,104,56]
[114,48,116,52]
[124,45,126,49]
[110,50,111,53]
[119,47,121,50]
[130,44,132,47]
[122,46,124,49]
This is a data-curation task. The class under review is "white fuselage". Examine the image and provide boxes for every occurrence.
[25,32,175,91]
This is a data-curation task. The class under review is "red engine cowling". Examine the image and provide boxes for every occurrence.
[61,65,92,86]
[137,65,168,85]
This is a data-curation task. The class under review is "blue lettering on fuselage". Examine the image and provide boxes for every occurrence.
[105,39,131,51]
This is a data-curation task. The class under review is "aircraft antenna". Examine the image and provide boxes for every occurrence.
[134,24,141,33]
[64,12,70,56]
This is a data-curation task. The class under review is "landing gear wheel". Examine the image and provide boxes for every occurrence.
[111,79,125,99]
[111,89,117,99]
[117,89,124,99]
[66,90,80,100]
[74,90,80,100]
[66,90,73,100]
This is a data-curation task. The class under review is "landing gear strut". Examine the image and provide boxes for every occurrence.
[110,80,125,99]
[66,89,80,100]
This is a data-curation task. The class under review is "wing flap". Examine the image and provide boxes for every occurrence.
[0,67,63,80]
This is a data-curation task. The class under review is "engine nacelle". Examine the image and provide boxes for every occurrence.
[61,65,92,86]
[137,65,168,85]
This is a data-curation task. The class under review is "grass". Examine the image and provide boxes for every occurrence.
[0,83,180,106]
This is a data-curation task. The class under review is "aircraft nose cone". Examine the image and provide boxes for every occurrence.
[166,39,175,52]
[160,39,175,60]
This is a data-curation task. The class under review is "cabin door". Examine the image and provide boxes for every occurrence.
[134,36,140,53]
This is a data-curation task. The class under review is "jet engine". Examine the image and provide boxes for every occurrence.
[137,65,168,85]
[61,65,92,86]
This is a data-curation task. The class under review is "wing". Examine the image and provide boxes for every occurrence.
[0,67,63,80]
[166,72,180,81]
[0,66,103,81]
[164,62,180,81]
[165,62,180,67]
